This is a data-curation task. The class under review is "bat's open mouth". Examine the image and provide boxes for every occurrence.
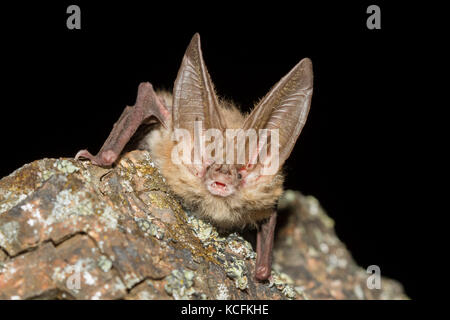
[214,181,226,188]
[208,181,233,197]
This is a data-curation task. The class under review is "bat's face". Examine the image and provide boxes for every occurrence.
[147,33,312,228]
[202,161,266,198]
[204,163,240,197]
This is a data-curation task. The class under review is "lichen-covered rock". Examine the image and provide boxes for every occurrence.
[0,151,407,300]
[274,191,407,300]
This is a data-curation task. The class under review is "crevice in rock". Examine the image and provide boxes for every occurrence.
[0,246,10,259]
[51,230,130,296]
[3,239,56,259]
[29,289,76,300]
[126,276,158,293]
[52,231,93,247]
[4,231,97,260]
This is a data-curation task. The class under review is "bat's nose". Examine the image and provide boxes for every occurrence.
[213,164,234,175]
[214,175,232,185]
[210,164,237,183]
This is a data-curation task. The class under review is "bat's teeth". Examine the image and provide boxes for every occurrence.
[207,180,233,197]
[215,181,226,188]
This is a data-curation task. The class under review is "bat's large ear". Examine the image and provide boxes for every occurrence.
[243,58,313,167]
[172,33,225,134]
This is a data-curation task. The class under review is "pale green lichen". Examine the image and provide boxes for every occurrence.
[186,212,255,260]
[97,255,113,273]
[54,159,80,175]
[185,211,254,291]
[136,218,164,240]
[282,285,297,299]
[47,187,119,232]
[216,283,230,300]
[226,233,256,260]
[123,272,140,288]
[187,214,217,243]
[0,193,28,215]
[39,159,80,182]
[48,189,94,225]
[225,257,248,290]
[269,270,297,300]
[41,170,54,181]
[164,268,200,300]
[97,205,119,231]
[0,221,20,248]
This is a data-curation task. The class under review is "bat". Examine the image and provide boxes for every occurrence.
[75,33,313,281]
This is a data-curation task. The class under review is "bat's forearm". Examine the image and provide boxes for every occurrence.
[75,82,169,166]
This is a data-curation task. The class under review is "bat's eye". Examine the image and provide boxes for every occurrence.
[237,173,242,180]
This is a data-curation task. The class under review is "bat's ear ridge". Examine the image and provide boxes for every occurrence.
[272,57,313,96]
[242,57,314,166]
[186,33,202,57]
[191,32,201,43]
[172,32,225,132]
[294,57,313,90]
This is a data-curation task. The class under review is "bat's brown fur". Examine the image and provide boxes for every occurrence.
[146,91,284,229]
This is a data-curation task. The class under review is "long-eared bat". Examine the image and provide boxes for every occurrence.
[75,33,313,281]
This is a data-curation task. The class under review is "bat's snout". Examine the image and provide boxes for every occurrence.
[207,179,235,197]
[205,164,238,197]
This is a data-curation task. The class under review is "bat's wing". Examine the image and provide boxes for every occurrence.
[172,33,225,135]
[243,58,313,168]
[75,82,170,166]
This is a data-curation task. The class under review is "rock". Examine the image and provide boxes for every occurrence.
[0,151,407,300]
[274,191,407,300]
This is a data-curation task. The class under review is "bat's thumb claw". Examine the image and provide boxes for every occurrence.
[75,149,117,167]
[75,149,101,166]
[75,149,92,161]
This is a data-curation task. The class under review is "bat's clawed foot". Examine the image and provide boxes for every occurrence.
[75,149,117,167]
[255,265,271,281]
[255,211,277,282]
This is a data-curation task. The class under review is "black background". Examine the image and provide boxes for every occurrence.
[1,1,420,299]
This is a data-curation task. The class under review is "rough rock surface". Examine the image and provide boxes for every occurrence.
[0,151,407,300]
